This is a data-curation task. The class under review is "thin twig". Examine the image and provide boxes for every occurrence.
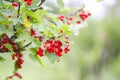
[23,42,32,48]
[17,2,21,18]
[38,0,46,6]
[31,0,46,12]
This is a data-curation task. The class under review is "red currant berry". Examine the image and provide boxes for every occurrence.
[58,15,65,21]
[27,2,32,6]
[88,13,91,16]
[14,73,22,79]
[30,28,36,36]
[64,46,70,53]
[76,21,81,24]
[12,2,18,7]
[68,16,73,21]
[36,47,44,57]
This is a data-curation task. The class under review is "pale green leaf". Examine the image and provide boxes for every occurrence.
[46,53,60,64]
[15,31,34,45]
[57,0,64,7]
[4,43,14,54]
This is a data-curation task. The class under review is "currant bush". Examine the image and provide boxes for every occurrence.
[0,0,92,79]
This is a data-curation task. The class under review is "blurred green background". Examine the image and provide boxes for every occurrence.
[0,0,120,80]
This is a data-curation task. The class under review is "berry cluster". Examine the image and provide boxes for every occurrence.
[30,28,70,57]
[0,34,10,52]
[0,34,24,79]
[23,0,33,6]
[58,10,91,25]
[79,11,91,21]
[12,53,24,69]
[0,34,21,53]
[36,39,70,57]
[44,40,63,57]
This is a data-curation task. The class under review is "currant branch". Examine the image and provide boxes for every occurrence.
[0,0,94,79]
[31,0,46,12]
[17,2,21,18]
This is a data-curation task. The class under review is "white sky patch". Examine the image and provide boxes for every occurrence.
[103,0,116,6]
[83,0,106,20]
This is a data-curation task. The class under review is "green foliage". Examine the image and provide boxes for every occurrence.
[46,53,60,64]
[57,0,64,8]
[4,43,14,54]
[29,48,43,66]
[0,56,6,63]
[0,0,94,79]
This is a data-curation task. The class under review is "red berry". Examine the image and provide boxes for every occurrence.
[36,47,44,57]
[24,0,28,2]
[88,13,91,16]
[56,51,62,57]
[30,28,36,36]
[7,76,13,79]
[12,2,18,7]
[12,54,16,60]
[27,2,32,6]
[64,46,70,53]
[60,29,63,34]
[8,15,12,18]
[85,14,88,18]
[58,15,65,21]
[18,58,24,64]
[14,73,22,79]
[76,21,81,24]
[28,0,33,2]
[68,16,73,21]
[65,36,69,40]
[67,22,70,25]
[54,40,62,48]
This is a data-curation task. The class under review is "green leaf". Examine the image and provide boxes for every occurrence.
[29,48,44,66]
[24,9,46,23]
[61,24,72,35]
[35,55,44,66]
[30,48,37,54]
[15,31,34,45]
[14,61,19,72]
[33,39,41,47]
[0,13,7,22]
[4,43,14,54]
[29,54,37,61]
[46,53,60,64]
[69,23,87,35]
[57,0,64,7]
[0,24,7,35]
[0,56,6,63]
